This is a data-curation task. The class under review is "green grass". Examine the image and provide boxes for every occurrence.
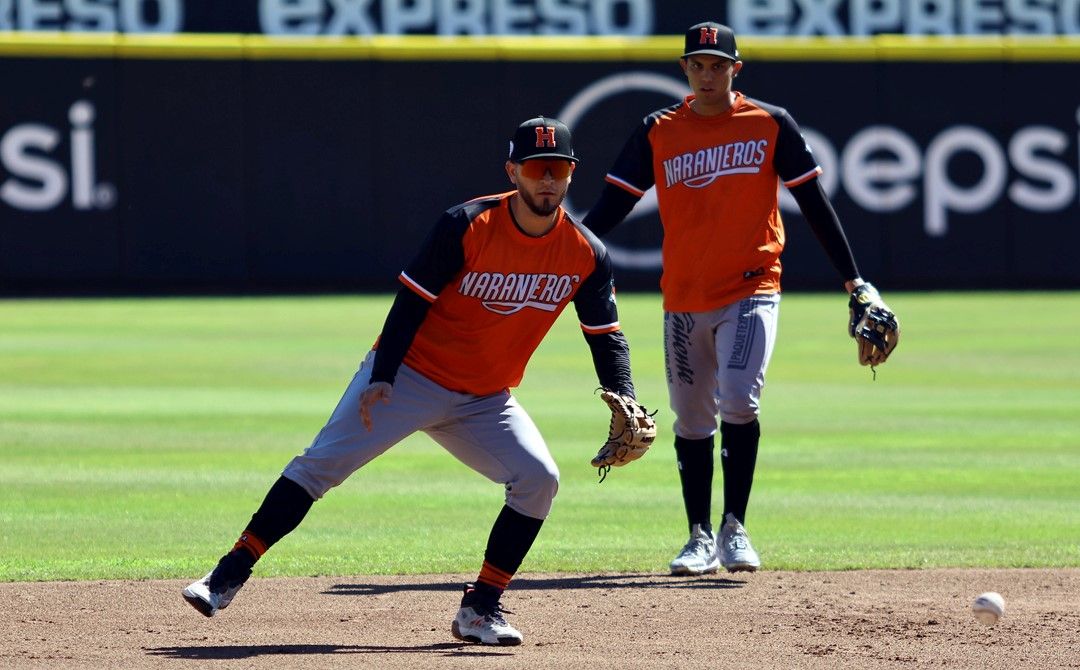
[1,292,1078,581]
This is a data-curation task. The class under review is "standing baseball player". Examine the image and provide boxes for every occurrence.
[583,22,899,575]
[181,117,655,646]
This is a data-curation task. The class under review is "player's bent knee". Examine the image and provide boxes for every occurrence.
[506,462,560,519]
[280,465,334,500]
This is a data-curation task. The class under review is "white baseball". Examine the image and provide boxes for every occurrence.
[972,591,1005,625]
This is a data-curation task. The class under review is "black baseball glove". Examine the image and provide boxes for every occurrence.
[848,282,900,368]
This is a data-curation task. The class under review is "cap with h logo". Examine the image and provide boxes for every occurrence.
[509,116,578,163]
[682,22,738,61]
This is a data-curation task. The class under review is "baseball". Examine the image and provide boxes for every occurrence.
[972,591,1005,625]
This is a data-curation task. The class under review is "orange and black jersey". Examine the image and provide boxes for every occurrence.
[370,191,633,397]
[585,93,858,312]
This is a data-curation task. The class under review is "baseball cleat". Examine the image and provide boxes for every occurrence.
[183,571,244,617]
[719,512,760,573]
[669,524,720,575]
[181,553,252,617]
[450,584,523,646]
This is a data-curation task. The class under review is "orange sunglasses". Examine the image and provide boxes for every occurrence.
[519,159,575,180]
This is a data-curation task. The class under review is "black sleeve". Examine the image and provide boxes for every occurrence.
[369,288,431,385]
[571,228,635,397]
[399,210,469,299]
[789,178,861,282]
[582,115,656,236]
[370,208,470,384]
[584,330,635,399]
[607,116,657,194]
[582,183,641,238]
[772,107,822,185]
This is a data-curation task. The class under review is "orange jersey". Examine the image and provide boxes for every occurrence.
[605,93,822,312]
[394,192,620,396]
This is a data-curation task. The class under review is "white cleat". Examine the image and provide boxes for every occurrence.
[719,512,761,573]
[182,570,245,617]
[450,585,523,646]
[669,524,720,575]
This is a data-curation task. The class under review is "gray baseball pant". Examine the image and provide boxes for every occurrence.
[664,293,781,438]
[283,350,560,519]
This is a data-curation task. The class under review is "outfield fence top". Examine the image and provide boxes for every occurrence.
[2,32,1080,60]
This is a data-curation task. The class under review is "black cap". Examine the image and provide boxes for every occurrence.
[682,22,738,61]
[508,116,578,163]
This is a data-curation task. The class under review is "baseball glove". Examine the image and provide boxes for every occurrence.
[591,389,656,481]
[848,282,900,370]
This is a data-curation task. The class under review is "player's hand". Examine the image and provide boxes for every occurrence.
[591,389,657,482]
[358,382,393,431]
[848,282,899,368]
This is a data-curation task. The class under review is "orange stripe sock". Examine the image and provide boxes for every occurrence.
[232,530,268,561]
[476,561,513,591]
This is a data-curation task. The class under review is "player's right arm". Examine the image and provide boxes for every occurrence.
[367,210,468,387]
[358,380,393,431]
[582,184,641,238]
[583,116,657,237]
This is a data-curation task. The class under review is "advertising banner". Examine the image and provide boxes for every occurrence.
[1,1,1077,36]
[1,38,1078,293]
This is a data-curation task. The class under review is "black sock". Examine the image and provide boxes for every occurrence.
[212,476,315,586]
[674,435,714,534]
[720,420,760,524]
[211,550,254,589]
[245,475,316,548]
[474,505,544,597]
[484,505,544,574]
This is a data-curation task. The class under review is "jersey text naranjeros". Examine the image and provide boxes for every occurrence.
[661,138,769,189]
[458,271,581,314]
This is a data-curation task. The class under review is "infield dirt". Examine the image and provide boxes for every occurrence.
[4,568,1078,669]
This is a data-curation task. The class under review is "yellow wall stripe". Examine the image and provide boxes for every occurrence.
[1,32,1079,61]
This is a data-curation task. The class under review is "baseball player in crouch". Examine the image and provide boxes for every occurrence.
[583,23,899,576]
[182,117,654,646]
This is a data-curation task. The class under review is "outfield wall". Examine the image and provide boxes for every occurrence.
[2,1,1079,36]
[1,35,1079,294]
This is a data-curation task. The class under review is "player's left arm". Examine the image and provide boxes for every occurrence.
[571,234,635,396]
[772,108,861,285]
[572,239,658,475]
[774,110,899,366]
[788,178,861,285]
